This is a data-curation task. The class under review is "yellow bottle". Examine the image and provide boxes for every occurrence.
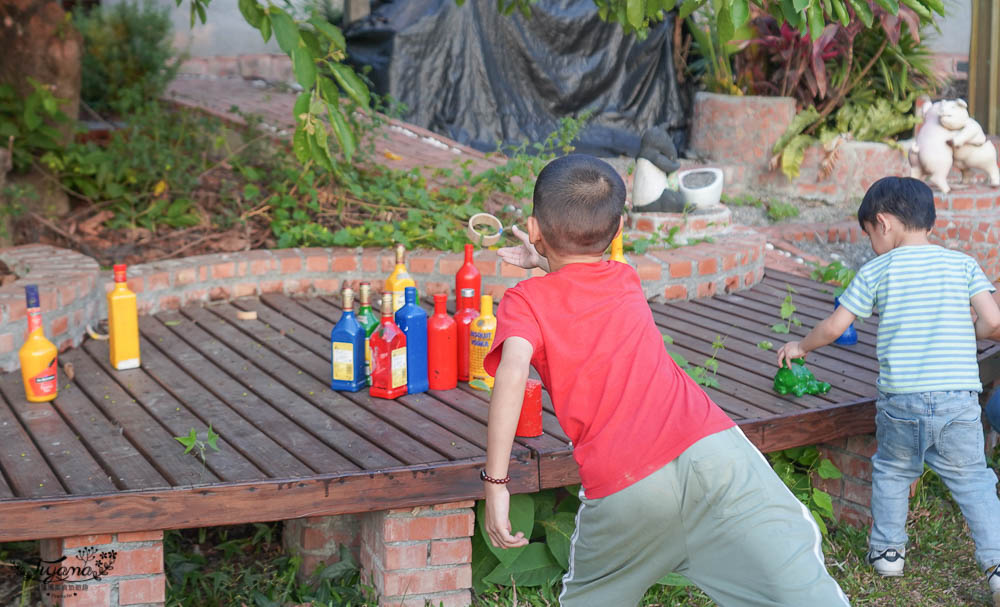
[610,232,626,263]
[108,264,140,370]
[19,285,58,403]
[469,295,497,390]
[385,243,416,313]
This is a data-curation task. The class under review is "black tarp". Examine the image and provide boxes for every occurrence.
[344,0,692,158]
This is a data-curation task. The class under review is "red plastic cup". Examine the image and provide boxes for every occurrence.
[516,379,544,437]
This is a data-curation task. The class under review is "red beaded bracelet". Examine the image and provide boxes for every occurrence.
[480,469,511,484]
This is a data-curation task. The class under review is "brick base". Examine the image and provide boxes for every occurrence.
[38,531,164,607]
[815,435,876,528]
[282,514,362,579]
[360,501,474,607]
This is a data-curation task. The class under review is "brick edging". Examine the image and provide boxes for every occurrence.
[0,235,768,372]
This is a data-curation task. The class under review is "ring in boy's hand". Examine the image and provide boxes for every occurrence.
[468,213,503,246]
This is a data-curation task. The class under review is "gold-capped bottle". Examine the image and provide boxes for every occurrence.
[108,264,140,370]
[469,295,497,390]
[385,244,416,313]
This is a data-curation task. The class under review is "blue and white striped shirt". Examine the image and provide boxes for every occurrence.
[838,245,994,394]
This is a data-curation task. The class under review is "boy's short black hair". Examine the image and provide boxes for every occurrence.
[532,154,625,255]
[857,176,936,231]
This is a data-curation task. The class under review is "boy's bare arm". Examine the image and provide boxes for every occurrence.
[993,288,1000,340]
[971,290,1000,340]
[776,306,857,367]
[483,337,533,549]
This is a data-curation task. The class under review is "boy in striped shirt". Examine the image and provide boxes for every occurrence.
[777,176,1000,604]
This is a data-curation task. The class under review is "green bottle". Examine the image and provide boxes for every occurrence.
[357,282,380,386]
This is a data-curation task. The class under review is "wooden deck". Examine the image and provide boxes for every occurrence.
[0,269,997,542]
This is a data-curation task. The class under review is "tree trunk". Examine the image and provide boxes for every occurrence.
[0,0,83,122]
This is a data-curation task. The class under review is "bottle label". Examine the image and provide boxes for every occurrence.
[332,342,354,381]
[391,347,407,388]
[392,291,405,312]
[28,357,58,398]
[364,337,372,383]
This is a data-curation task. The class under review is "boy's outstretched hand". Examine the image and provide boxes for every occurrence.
[484,484,528,549]
[497,225,549,272]
[776,341,807,368]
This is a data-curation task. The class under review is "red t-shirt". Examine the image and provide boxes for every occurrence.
[484,261,735,499]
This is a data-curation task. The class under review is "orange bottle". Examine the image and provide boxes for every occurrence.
[108,264,140,370]
[385,244,416,313]
[610,232,626,263]
[370,293,408,399]
[18,285,58,402]
[427,293,457,390]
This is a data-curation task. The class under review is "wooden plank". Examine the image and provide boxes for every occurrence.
[452,383,573,446]
[183,304,446,466]
[538,453,580,489]
[652,303,877,398]
[0,457,539,543]
[62,349,219,487]
[443,384,572,455]
[227,300,482,462]
[738,284,879,349]
[0,373,115,495]
[0,377,63,497]
[144,313,352,476]
[82,338,264,484]
[743,400,876,453]
[659,300,880,393]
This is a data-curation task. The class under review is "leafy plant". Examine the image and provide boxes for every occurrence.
[666,335,726,389]
[810,260,856,297]
[73,1,180,115]
[771,284,802,334]
[767,445,842,534]
[175,425,220,467]
[757,340,773,350]
[766,200,800,222]
[0,79,70,172]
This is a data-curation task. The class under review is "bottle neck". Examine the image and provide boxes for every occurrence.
[434,300,446,315]
[26,308,43,333]
[464,245,473,264]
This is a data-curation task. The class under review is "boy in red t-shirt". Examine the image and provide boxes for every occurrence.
[482,154,849,606]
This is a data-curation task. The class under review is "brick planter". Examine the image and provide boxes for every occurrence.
[0,236,767,372]
[687,91,909,206]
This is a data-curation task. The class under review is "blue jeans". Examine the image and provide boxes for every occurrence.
[870,390,1000,570]
[986,387,1000,435]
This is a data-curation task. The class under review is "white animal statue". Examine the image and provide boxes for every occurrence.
[909,98,1000,194]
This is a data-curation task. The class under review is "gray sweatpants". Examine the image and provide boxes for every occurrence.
[559,426,850,606]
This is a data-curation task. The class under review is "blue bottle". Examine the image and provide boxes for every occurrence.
[395,286,429,394]
[330,287,367,392]
[833,296,858,345]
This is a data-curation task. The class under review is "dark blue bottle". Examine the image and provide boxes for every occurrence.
[833,296,858,346]
[395,286,429,394]
[330,287,367,392]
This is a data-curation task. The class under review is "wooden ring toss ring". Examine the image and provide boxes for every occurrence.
[467,213,503,246]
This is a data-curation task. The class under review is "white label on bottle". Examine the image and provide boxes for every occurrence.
[391,347,407,388]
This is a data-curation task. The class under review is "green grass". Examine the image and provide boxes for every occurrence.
[766,200,801,222]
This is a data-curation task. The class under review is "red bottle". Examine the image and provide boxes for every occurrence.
[454,287,479,382]
[455,243,481,311]
[370,293,408,399]
[427,293,458,390]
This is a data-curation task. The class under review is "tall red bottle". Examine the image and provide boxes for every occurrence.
[370,293,408,399]
[455,244,481,311]
[454,287,479,382]
[427,294,458,390]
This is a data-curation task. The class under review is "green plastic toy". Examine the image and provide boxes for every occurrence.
[774,358,831,396]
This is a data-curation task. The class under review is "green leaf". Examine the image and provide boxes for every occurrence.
[873,0,899,12]
[792,0,810,11]
[539,512,576,570]
[483,543,562,587]
[657,572,694,586]
[308,16,346,50]
[269,8,299,55]
[175,428,197,454]
[205,424,220,452]
[811,488,834,518]
[780,299,796,320]
[468,379,492,393]
[292,127,310,164]
[771,323,790,334]
[669,351,688,368]
[293,91,310,124]
[846,0,873,27]
[662,333,674,345]
[780,134,815,180]
[757,340,773,350]
[807,1,824,39]
[478,494,534,568]
[292,47,316,90]
[678,0,705,19]
[259,14,272,42]
[812,509,828,535]
[327,102,356,161]
[730,0,749,28]
[238,0,263,28]
[328,62,371,108]
[817,458,843,479]
[471,524,500,595]
[626,0,643,29]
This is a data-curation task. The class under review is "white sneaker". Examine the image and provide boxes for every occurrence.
[867,548,905,577]
[986,564,1000,607]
